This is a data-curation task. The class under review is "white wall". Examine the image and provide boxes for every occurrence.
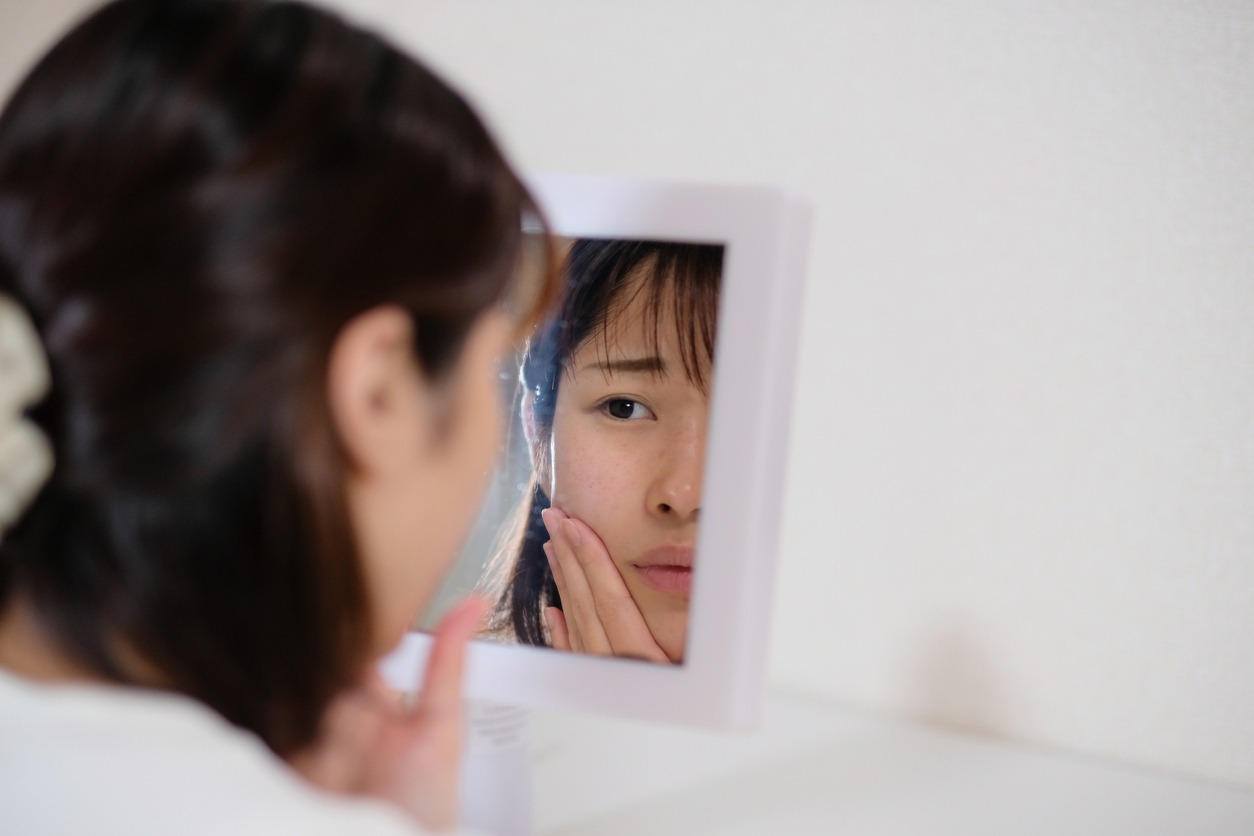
[4,0,1253,789]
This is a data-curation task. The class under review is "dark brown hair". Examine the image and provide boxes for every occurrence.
[485,239,722,646]
[0,0,554,754]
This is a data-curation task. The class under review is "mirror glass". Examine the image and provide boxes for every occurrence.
[420,235,724,664]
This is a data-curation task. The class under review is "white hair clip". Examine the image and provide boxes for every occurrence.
[0,294,53,535]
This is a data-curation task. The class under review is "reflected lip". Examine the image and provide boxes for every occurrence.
[633,545,695,569]
[631,546,694,596]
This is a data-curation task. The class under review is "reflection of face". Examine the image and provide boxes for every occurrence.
[547,279,709,663]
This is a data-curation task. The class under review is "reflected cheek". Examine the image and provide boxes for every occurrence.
[549,423,690,663]
[550,443,641,573]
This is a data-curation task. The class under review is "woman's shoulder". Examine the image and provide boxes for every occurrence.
[0,667,424,836]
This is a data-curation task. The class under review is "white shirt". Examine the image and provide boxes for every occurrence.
[0,667,428,836]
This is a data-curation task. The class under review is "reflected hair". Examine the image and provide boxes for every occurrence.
[0,0,556,755]
[484,239,722,646]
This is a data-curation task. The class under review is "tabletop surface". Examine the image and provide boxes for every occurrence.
[529,693,1254,836]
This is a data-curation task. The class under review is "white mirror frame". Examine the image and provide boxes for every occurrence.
[381,173,810,730]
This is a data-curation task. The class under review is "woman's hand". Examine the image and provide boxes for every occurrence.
[290,597,486,831]
[540,508,669,663]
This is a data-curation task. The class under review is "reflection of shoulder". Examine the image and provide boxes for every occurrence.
[0,668,424,836]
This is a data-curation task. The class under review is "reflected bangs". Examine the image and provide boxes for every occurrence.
[562,242,723,394]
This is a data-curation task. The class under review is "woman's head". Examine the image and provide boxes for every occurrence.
[0,0,553,754]
[491,239,722,662]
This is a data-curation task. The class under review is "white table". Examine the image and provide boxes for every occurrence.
[530,694,1254,835]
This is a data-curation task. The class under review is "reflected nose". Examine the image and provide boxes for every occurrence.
[648,433,704,522]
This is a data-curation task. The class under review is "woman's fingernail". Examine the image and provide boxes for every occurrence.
[540,508,555,535]
[564,518,582,547]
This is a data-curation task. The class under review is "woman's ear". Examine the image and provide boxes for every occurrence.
[326,305,432,478]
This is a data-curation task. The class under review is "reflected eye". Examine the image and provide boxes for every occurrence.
[602,398,655,421]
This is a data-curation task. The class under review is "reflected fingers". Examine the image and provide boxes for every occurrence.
[562,517,669,663]
[543,542,582,652]
[544,606,571,651]
[542,509,613,655]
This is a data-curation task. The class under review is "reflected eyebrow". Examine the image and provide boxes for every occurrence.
[581,356,667,376]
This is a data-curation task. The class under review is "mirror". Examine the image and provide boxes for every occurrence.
[383,174,808,730]
[421,236,724,665]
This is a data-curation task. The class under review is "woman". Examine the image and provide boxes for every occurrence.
[0,0,555,832]
[488,239,722,664]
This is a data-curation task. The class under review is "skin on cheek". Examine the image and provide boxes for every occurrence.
[549,401,639,570]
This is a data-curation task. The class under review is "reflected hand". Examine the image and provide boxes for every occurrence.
[290,597,486,831]
[540,507,669,663]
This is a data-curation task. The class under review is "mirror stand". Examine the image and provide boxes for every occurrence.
[460,701,532,836]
